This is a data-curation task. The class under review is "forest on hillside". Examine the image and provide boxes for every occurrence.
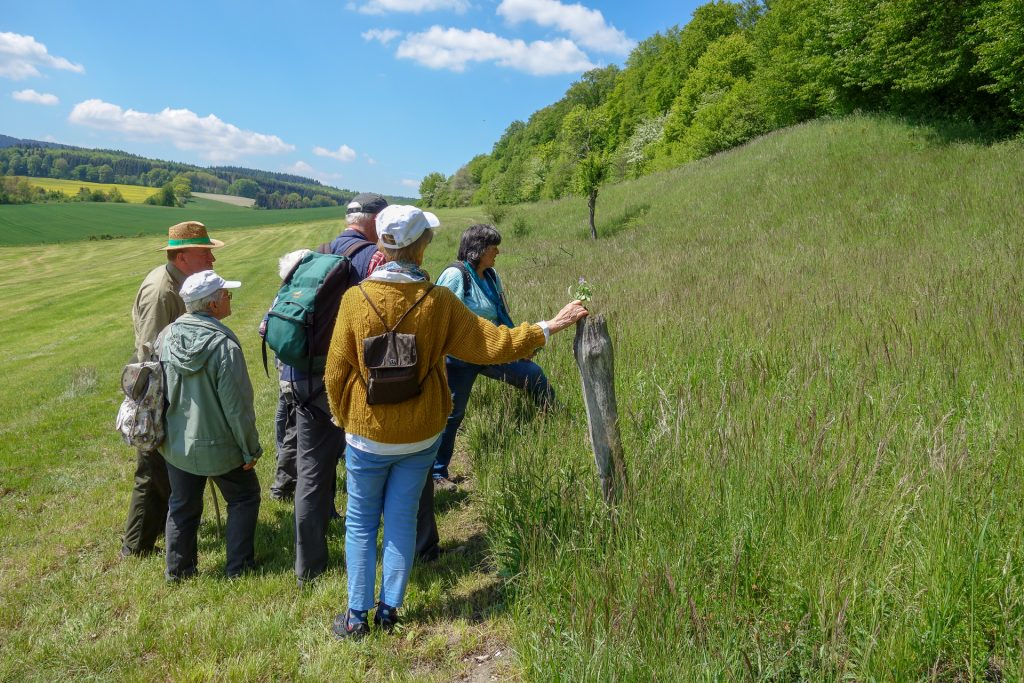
[0,143,374,209]
[420,0,1024,208]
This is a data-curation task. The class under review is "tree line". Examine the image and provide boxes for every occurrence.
[0,144,360,209]
[420,0,1024,211]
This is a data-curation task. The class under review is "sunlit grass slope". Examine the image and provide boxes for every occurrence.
[1,114,1023,680]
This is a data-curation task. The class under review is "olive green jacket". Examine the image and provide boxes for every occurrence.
[131,263,186,363]
[158,313,262,476]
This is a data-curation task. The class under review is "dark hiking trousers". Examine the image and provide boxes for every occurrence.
[414,474,441,561]
[293,376,344,582]
[122,447,171,555]
[165,461,261,579]
[271,387,298,498]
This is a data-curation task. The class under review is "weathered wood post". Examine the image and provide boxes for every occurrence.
[573,314,627,505]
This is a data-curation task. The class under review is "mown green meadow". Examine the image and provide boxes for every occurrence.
[1,115,1023,680]
[0,197,358,246]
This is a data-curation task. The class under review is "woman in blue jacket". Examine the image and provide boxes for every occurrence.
[431,224,554,486]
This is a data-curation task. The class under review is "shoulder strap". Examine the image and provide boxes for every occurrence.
[357,283,436,333]
[446,261,472,298]
[341,239,374,259]
[315,236,375,257]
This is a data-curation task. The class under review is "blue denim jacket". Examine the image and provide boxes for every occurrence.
[436,264,514,327]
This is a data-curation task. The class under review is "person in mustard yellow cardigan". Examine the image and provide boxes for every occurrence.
[324,204,587,639]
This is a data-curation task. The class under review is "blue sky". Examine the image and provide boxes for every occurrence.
[1,0,703,196]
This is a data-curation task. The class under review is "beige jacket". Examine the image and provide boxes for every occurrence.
[131,262,186,362]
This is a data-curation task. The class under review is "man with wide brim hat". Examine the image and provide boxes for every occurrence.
[159,220,225,251]
[120,220,226,559]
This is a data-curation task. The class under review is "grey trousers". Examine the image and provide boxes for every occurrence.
[165,461,261,579]
[270,386,298,498]
[293,376,344,581]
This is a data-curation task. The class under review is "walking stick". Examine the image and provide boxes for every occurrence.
[209,484,223,538]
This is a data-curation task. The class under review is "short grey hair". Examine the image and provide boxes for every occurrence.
[346,212,375,230]
[185,289,222,314]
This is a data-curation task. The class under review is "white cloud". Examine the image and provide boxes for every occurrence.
[0,32,85,80]
[68,99,294,162]
[12,89,59,105]
[313,144,358,162]
[401,178,420,188]
[365,154,377,165]
[497,0,634,55]
[397,26,594,75]
[349,0,469,15]
[362,28,402,45]
[283,160,342,185]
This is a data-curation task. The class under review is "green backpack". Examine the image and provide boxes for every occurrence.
[261,242,367,374]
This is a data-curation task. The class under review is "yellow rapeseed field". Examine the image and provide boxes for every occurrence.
[18,176,158,203]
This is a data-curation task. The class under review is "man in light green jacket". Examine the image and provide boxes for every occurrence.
[158,269,262,581]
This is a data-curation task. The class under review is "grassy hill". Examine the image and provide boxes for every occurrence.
[1,114,1023,680]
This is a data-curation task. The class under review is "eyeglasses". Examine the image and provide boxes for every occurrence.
[222,290,233,301]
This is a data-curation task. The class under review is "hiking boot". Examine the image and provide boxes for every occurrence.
[433,477,458,492]
[373,602,399,632]
[333,610,369,640]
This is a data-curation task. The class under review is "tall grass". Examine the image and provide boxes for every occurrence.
[465,115,1024,680]
[0,115,1022,679]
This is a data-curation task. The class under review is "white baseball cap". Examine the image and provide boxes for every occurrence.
[180,270,241,303]
[376,205,440,250]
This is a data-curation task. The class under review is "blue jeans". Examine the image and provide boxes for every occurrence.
[345,438,439,611]
[433,357,553,480]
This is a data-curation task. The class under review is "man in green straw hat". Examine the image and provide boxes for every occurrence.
[120,220,225,559]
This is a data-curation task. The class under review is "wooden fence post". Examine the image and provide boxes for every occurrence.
[573,314,627,505]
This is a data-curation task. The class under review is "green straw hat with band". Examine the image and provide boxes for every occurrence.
[160,221,225,251]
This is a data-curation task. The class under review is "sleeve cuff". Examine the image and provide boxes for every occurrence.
[535,320,550,343]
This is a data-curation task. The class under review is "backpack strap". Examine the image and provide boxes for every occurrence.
[357,283,435,333]
[341,239,374,259]
[445,261,472,298]
[315,236,376,258]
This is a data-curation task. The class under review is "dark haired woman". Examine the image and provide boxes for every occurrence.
[430,224,555,488]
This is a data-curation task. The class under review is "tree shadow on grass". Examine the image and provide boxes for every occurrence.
[408,531,511,624]
[434,486,469,515]
[589,202,651,239]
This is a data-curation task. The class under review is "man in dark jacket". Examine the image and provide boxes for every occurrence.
[292,192,388,586]
[159,269,262,580]
[121,221,225,558]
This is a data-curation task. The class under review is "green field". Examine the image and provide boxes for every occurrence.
[14,176,160,203]
[0,197,372,246]
[2,115,1024,680]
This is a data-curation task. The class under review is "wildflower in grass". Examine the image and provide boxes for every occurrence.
[570,277,593,306]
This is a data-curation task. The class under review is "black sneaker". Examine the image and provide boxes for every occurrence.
[333,610,369,640]
[373,602,399,632]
